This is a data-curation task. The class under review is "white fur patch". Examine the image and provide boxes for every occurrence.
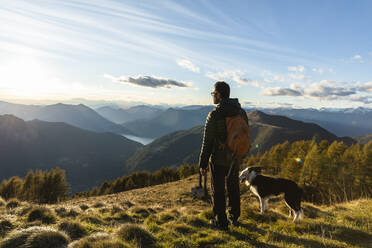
[239,168,249,182]
[250,185,260,197]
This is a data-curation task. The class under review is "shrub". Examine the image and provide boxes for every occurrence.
[58,221,88,240]
[27,206,57,224]
[116,224,156,248]
[6,198,21,209]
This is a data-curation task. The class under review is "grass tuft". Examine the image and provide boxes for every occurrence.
[25,228,70,248]
[27,206,57,224]
[0,226,66,248]
[130,206,151,218]
[79,204,89,211]
[80,215,104,225]
[58,220,88,240]
[93,203,105,208]
[5,198,21,209]
[116,223,157,248]
[0,220,14,237]
[68,232,128,248]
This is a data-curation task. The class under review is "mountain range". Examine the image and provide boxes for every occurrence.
[262,107,372,137]
[125,110,355,173]
[117,105,372,138]
[0,114,142,193]
[121,106,213,138]
[95,105,163,124]
[0,101,133,135]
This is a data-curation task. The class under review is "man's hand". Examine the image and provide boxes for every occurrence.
[200,167,208,176]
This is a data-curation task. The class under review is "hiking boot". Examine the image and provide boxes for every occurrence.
[210,219,228,231]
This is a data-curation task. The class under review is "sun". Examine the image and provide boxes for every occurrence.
[0,56,54,98]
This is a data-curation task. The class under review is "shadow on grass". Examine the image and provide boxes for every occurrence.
[228,230,279,248]
[266,231,332,248]
[330,225,372,246]
[302,205,332,219]
[295,222,372,247]
[242,209,287,223]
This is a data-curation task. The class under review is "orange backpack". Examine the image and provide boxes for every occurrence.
[222,114,251,159]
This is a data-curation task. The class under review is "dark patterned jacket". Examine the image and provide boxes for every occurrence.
[199,98,249,169]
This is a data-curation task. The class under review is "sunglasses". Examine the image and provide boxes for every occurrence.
[210,91,218,96]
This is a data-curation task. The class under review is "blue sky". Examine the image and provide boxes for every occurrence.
[0,0,371,109]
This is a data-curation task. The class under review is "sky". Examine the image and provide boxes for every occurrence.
[0,0,372,109]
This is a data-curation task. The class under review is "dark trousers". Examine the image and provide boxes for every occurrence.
[210,160,240,225]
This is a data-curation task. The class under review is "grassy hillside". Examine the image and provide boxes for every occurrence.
[1,175,371,248]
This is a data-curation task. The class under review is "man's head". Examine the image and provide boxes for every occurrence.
[211,81,230,104]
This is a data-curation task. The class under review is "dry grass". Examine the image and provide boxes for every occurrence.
[0,174,371,248]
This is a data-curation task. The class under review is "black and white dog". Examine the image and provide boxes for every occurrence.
[239,166,304,221]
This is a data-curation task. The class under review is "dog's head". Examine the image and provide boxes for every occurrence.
[239,166,262,184]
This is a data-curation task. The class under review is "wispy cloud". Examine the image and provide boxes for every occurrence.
[351,54,364,63]
[312,67,325,74]
[356,81,372,93]
[287,65,306,81]
[288,65,305,73]
[233,77,260,87]
[262,71,286,83]
[288,73,305,80]
[105,74,192,88]
[262,87,302,97]
[261,80,371,104]
[0,0,322,72]
[176,59,200,73]
[205,70,261,87]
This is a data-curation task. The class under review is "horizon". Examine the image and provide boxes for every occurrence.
[1,98,372,112]
[1,1,372,109]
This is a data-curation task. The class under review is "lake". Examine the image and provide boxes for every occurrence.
[122,134,154,145]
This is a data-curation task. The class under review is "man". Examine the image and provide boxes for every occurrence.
[199,81,249,230]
